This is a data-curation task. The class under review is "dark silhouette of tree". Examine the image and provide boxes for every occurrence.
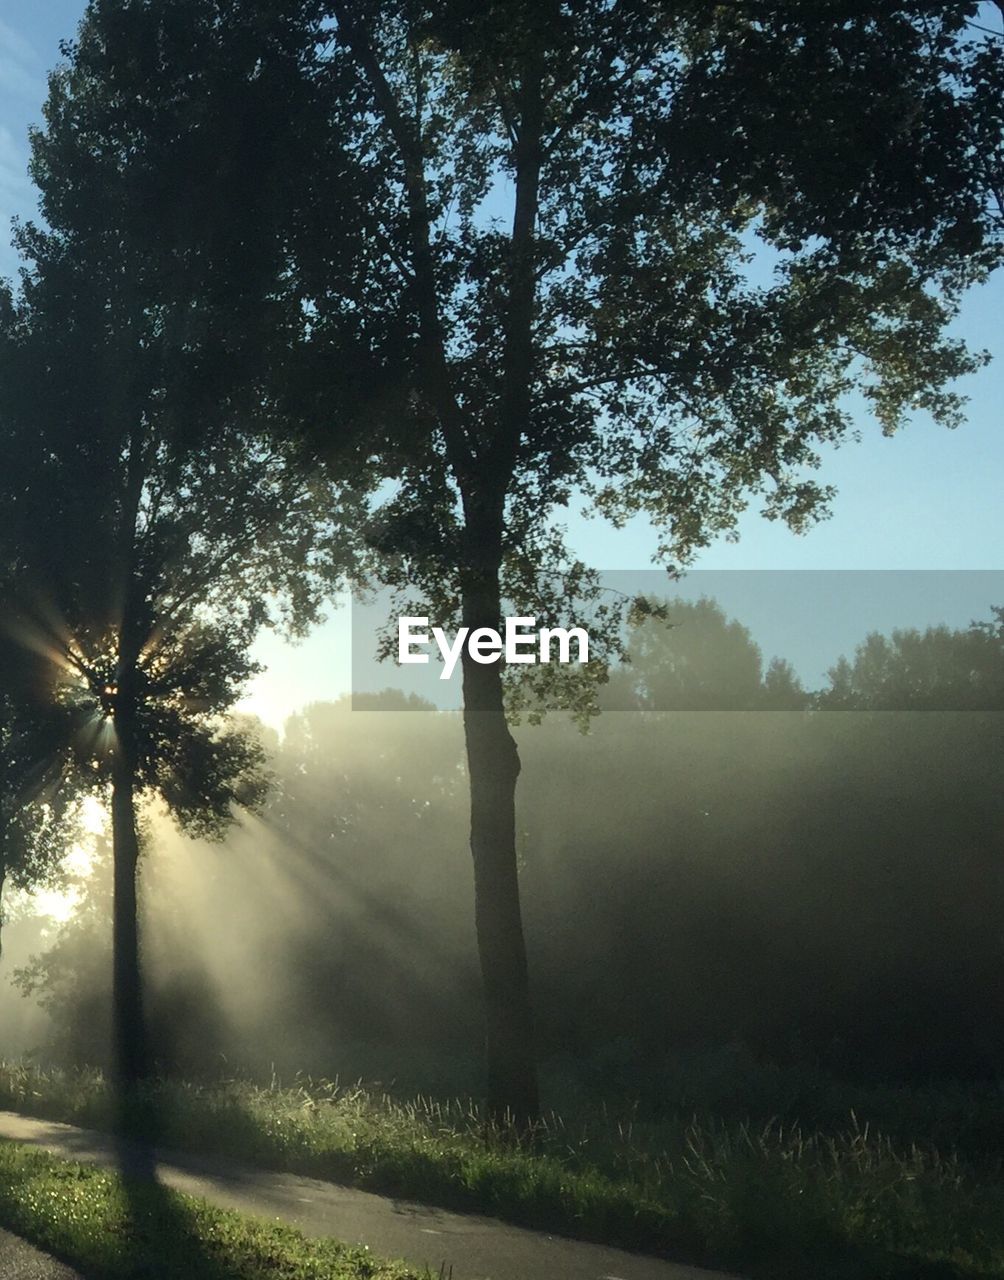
[0,430,81,955]
[0,41,364,1093]
[819,606,1004,710]
[0,273,278,1089]
[35,0,1004,1121]
[0,676,79,954]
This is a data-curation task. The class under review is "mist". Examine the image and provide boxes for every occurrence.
[6,653,1002,1097]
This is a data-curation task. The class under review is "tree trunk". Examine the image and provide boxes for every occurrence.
[110,708,147,1094]
[461,567,539,1128]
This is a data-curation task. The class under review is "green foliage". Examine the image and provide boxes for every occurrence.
[0,1139,422,1279]
[1,1065,1003,1278]
[0,601,82,941]
[12,831,113,1066]
[44,1,1004,720]
[820,606,1004,709]
[0,4,367,840]
[0,688,79,907]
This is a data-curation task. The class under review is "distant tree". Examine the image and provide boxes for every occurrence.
[269,694,464,857]
[762,658,810,711]
[819,606,1004,710]
[602,597,808,710]
[347,689,440,713]
[13,830,114,1067]
[35,0,1004,1121]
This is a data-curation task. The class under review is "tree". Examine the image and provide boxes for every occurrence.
[0,673,79,956]
[602,596,808,710]
[42,0,1003,1121]
[0,387,81,956]
[0,251,275,1090]
[0,43,364,1091]
[819,606,1004,709]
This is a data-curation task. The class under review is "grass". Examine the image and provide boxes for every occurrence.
[1,1058,1003,1278]
[0,1139,426,1279]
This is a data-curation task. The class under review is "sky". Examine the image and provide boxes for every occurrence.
[2,3,1002,727]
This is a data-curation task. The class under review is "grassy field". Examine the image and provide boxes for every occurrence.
[1,1058,1002,1278]
[0,1139,425,1279]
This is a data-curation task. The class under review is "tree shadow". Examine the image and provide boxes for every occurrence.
[107,1085,234,1280]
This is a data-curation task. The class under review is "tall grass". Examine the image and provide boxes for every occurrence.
[0,1060,1002,1277]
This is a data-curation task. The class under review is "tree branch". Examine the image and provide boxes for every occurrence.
[331,5,476,485]
[489,55,545,503]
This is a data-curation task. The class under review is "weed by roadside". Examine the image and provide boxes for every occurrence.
[0,1061,1001,1278]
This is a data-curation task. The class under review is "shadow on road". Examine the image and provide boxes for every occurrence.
[107,1084,233,1279]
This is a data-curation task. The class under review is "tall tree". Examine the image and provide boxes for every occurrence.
[0,37,364,1090]
[43,0,1004,1121]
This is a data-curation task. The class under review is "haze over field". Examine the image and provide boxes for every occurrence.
[5,601,1004,1097]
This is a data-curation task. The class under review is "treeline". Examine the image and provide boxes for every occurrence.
[601,596,1004,712]
[12,599,1003,1089]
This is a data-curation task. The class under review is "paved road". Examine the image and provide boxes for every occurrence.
[0,1228,84,1280]
[0,1110,739,1280]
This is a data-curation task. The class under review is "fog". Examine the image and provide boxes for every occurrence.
[4,631,1003,1096]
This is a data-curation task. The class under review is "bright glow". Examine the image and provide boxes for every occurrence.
[16,799,104,924]
[236,607,353,732]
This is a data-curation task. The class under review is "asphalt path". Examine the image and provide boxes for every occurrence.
[0,1228,84,1280]
[0,1109,740,1280]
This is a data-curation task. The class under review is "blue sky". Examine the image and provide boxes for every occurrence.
[2,3,1002,725]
